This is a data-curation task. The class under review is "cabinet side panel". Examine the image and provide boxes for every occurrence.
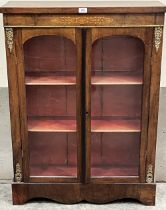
[4,28,23,182]
[146,27,163,182]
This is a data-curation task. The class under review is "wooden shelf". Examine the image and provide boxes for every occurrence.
[25,75,142,86]
[91,75,143,85]
[28,118,140,133]
[91,166,138,176]
[25,75,76,85]
[30,165,77,177]
[91,119,140,132]
[30,165,138,177]
[28,119,76,132]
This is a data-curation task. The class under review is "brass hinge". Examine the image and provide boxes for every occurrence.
[15,163,22,183]
[154,26,162,52]
[146,164,153,183]
[5,27,14,53]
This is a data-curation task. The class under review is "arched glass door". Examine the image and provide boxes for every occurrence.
[85,28,152,181]
[22,30,81,180]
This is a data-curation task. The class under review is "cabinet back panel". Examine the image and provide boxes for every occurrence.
[91,133,140,176]
[26,86,76,117]
[24,35,76,72]
[92,36,144,72]
[91,85,142,118]
[29,132,77,176]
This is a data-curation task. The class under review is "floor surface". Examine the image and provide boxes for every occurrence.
[0,183,166,210]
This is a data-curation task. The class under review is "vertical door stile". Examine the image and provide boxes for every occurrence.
[139,27,153,182]
[85,28,92,182]
[75,28,83,182]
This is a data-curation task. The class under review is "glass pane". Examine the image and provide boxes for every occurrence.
[91,36,144,177]
[24,35,77,177]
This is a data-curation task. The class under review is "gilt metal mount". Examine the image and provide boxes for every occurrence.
[154,26,162,52]
[15,163,22,183]
[146,164,153,183]
[5,28,14,53]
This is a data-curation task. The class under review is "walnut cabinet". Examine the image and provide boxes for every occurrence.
[0,1,166,205]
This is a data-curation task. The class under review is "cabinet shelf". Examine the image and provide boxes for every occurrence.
[91,75,143,85]
[91,119,140,132]
[25,75,76,85]
[91,166,138,177]
[28,119,76,132]
[30,165,77,177]
[30,165,138,177]
[28,118,140,133]
[25,75,142,86]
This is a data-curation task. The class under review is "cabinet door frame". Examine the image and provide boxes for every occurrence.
[14,27,83,183]
[85,27,154,183]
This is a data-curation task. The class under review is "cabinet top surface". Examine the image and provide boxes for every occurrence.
[0,1,166,14]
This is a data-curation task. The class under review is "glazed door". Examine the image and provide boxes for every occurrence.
[85,28,153,182]
[17,28,82,182]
